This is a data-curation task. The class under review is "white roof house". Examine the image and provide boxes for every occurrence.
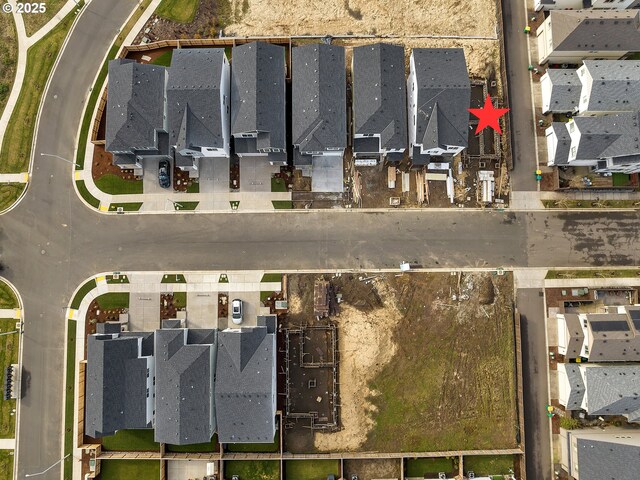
[536,0,640,11]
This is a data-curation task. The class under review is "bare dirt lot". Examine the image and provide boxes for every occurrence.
[343,458,401,480]
[223,0,497,38]
[284,272,517,453]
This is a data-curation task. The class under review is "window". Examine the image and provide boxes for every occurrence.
[146,388,149,398]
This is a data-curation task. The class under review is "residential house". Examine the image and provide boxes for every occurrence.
[407,48,470,167]
[215,316,277,443]
[84,332,155,438]
[166,48,231,178]
[540,69,581,114]
[558,363,640,422]
[541,61,640,115]
[352,43,407,164]
[105,59,167,170]
[292,44,346,193]
[231,42,287,164]
[536,10,640,65]
[546,112,640,173]
[557,306,640,361]
[560,427,640,480]
[536,0,640,11]
[154,329,216,445]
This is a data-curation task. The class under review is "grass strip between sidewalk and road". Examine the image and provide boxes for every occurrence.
[0,280,19,309]
[0,450,14,480]
[63,319,76,480]
[0,184,25,213]
[546,269,640,280]
[0,2,84,174]
[22,0,68,37]
[70,278,97,310]
[109,202,143,212]
[0,319,19,439]
[542,199,640,209]
[76,180,101,208]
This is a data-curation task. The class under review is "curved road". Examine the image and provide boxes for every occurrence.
[1,0,639,478]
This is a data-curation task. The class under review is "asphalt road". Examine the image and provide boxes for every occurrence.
[502,0,539,191]
[518,289,552,480]
[1,0,639,478]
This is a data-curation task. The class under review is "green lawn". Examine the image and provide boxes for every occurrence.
[0,12,17,118]
[152,50,173,66]
[406,458,456,477]
[0,320,19,439]
[260,273,283,283]
[227,433,279,453]
[95,293,129,310]
[172,292,187,309]
[22,0,69,36]
[612,173,631,187]
[101,429,159,452]
[0,184,26,212]
[272,200,293,209]
[99,459,160,480]
[0,281,18,309]
[162,274,186,284]
[175,201,199,210]
[226,460,280,480]
[63,320,76,480]
[271,177,287,192]
[94,174,143,195]
[464,455,514,476]
[285,460,339,480]
[76,180,101,209]
[165,435,216,452]
[0,2,83,173]
[109,202,143,212]
[70,279,97,309]
[186,181,200,193]
[156,0,200,23]
[0,451,14,480]
[546,269,640,279]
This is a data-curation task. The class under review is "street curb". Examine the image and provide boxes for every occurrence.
[0,276,24,480]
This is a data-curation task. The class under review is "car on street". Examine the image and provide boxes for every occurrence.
[158,160,171,189]
[231,299,243,324]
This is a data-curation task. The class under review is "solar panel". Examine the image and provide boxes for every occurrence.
[629,309,640,321]
[590,320,630,332]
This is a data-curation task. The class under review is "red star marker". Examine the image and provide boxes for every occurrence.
[468,95,510,135]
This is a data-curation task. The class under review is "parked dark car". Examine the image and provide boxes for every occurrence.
[158,160,171,189]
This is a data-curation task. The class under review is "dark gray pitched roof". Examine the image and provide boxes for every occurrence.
[549,10,640,53]
[544,69,580,113]
[561,313,584,359]
[586,311,640,362]
[154,329,215,445]
[105,59,166,154]
[215,327,276,443]
[584,365,640,419]
[548,122,572,166]
[166,49,226,152]
[231,42,286,150]
[576,437,640,480]
[581,61,640,113]
[96,322,122,334]
[413,49,470,151]
[292,44,346,153]
[562,364,585,410]
[85,333,152,438]
[352,43,407,152]
[573,112,640,160]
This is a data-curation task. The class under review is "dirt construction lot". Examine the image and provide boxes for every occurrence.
[285,271,517,453]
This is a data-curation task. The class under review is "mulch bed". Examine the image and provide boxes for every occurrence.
[173,165,198,192]
[160,293,181,320]
[92,144,140,181]
[84,298,127,356]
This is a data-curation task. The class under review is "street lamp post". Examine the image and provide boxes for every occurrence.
[39,153,80,168]
[25,454,70,477]
[167,199,184,210]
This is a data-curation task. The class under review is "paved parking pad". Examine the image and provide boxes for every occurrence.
[199,158,230,194]
[143,157,169,194]
[128,292,161,331]
[240,160,280,193]
[185,292,218,329]
[167,460,210,480]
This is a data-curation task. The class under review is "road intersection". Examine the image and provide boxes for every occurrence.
[0,0,639,478]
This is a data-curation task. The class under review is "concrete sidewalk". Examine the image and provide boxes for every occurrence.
[0,438,16,450]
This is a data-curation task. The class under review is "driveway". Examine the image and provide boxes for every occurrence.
[185,292,218,329]
[199,157,230,194]
[128,293,161,332]
[240,160,279,192]
[143,157,169,194]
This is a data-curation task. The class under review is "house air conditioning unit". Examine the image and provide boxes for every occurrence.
[478,161,486,168]
[116,207,124,214]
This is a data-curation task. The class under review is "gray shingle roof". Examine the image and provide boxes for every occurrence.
[580,61,640,113]
[583,365,640,421]
[548,10,640,53]
[215,326,276,443]
[548,122,572,166]
[166,49,226,153]
[231,42,286,151]
[412,48,470,153]
[106,59,166,155]
[561,313,585,359]
[577,437,640,480]
[154,329,216,445]
[586,311,640,362]
[85,333,153,438]
[562,364,586,410]
[352,43,407,153]
[573,112,640,160]
[292,44,346,155]
[543,69,580,113]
